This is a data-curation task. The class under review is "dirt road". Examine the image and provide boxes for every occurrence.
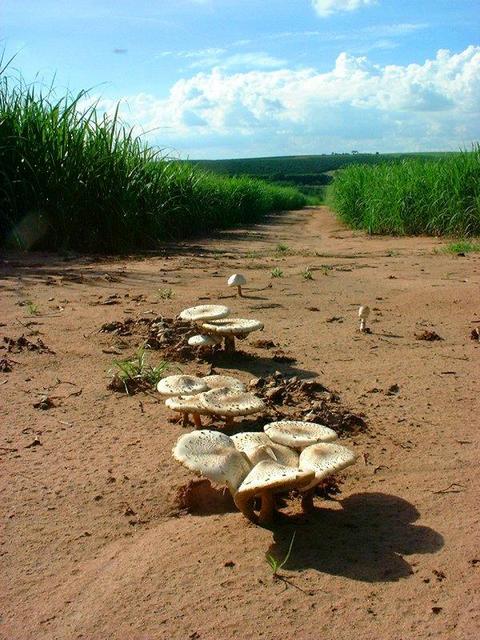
[1,206,478,639]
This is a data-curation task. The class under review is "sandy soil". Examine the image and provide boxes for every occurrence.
[1,206,479,640]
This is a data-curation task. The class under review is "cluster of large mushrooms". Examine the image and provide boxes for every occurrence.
[181,303,263,354]
[164,289,358,526]
[173,421,356,524]
[158,373,265,427]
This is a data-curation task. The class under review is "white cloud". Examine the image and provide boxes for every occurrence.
[312,0,377,17]
[156,48,284,71]
[87,46,480,157]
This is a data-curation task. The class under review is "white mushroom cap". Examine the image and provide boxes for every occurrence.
[201,318,264,336]
[264,420,337,450]
[188,334,222,347]
[228,274,247,287]
[234,459,315,512]
[200,388,266,417]
[202,375,246,392]
[299,442,357,491]
[165,395,210,415]
[179,305,230,323]
[358,305,370,319]
[173,430,251,492]
[157,375,208,397]
[232,432,299,467]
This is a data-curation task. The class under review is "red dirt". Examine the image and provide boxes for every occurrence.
[1,206,479,639]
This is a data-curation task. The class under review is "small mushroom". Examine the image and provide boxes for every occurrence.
[264,420,337,450]
[202,375,246,392]
[165,394,209,428]
[234,459,315,524]
[227,273,247,297]
[201,318,264,353]
[199,387,266,426]
[173,430,251,496]
[179,305,230,324]
[298,442,357,511]
[358,305,370,332]
[157,374,208,397]
[231,432,299,467]
[188,334,222,348]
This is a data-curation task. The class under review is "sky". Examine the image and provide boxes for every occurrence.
[2,0,480,159]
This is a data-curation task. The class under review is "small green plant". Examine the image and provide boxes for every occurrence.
[25,300,39,315]
[245,250,265,259]
[159,288,175,300]
[444,241,480,254]
[301,267,313,280]
[271,267,283,278]
[265,531,296,578]
[275,243,290,254]
[320,264,333,276]
[109,347,170,394]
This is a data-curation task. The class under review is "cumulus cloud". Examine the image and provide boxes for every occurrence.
[88,46,480,157]
[312,0,377,17]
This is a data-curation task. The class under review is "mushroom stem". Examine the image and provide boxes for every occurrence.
[225,416,234,427]
[258,491,275,525]
[192,413,202,429]
[224,335,236,353]
[301,488,315,513]
[182,413,189,428]
[237,285,243,297]
[359,319,366,332]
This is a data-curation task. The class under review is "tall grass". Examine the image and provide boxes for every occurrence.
[332,147,480,236]
[0,73,305,252]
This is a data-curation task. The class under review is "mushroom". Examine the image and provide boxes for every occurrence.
[231,432,299,467]
[202,375,246,392]
[201,318,264,353]
[187,334,222,348]
[227,273,247,297]
[298,442,357,511]
[157,374,208,397]
[165,394,210,428]
[234,459,315,524]
[179,305,230,324]
[358,305,370,332]
[264,420,337,450]
[173,430,251,496]
[199,387,266,426]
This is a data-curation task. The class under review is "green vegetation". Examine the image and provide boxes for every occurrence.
[301,267,314,280]
[193,152,455,206]
[275,242,290,254]
[332,147,480,236]
[0,71,306,253]
[444,240,480,253]
[265,531,296,578]
[109,348,170,394]
[158,288,175,300]
[271,267,283,278]
[26,300,39,315]
[193,152,452,179]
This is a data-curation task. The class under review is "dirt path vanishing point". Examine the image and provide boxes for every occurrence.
[1,206,479,640]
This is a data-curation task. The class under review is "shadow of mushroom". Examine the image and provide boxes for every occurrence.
[265,492,444,583]
[211,352,319,379]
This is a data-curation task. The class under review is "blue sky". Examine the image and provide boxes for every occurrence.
[2,0,480,158]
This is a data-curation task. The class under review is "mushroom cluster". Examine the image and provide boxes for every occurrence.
[158,373,265,428]
[173,420,356,524]
[179,304,264,354]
